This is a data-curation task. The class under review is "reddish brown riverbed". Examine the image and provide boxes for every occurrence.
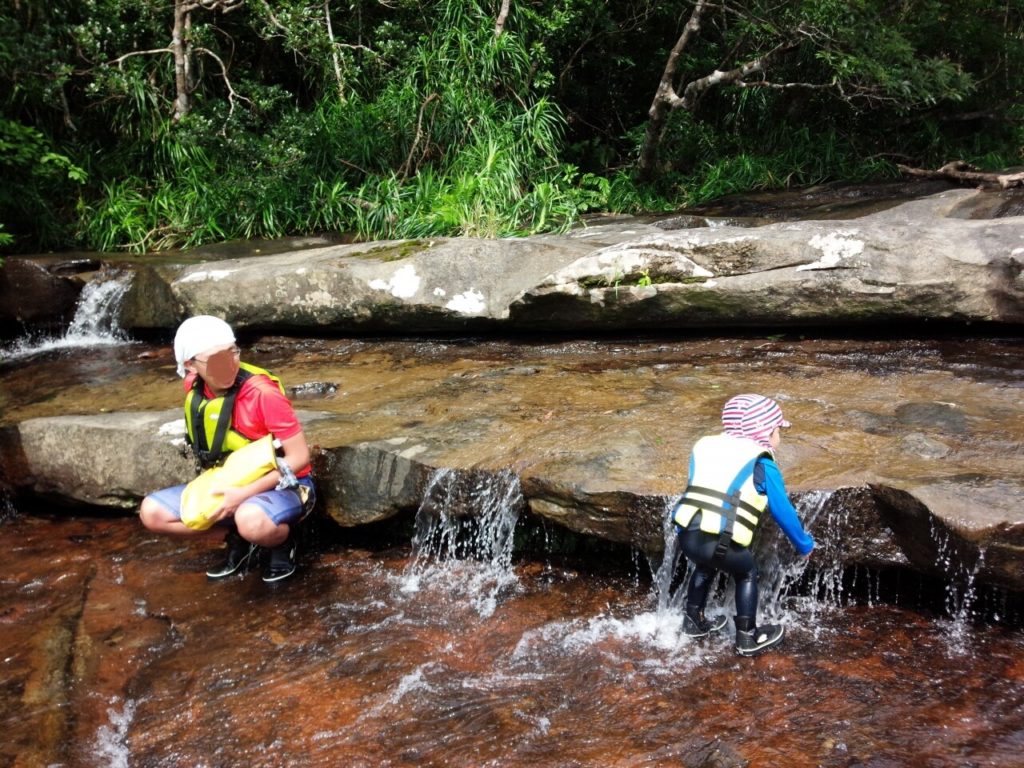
[3,511,1022,768]
[2,333,1023,766]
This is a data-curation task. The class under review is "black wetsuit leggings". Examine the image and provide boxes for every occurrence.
[679,526,758,619]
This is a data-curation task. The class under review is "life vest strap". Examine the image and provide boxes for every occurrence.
[681,484,763,520]
[682,483,762,562]
[188,369,253,469]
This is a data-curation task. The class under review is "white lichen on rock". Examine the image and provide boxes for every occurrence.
[369,264,421,299]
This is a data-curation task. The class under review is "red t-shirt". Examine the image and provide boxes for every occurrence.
[184,371,311,477]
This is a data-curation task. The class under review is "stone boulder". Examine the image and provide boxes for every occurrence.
[114,189,1024,334]
[0,409,331,509]
[0,256,96,336]
[509,192,1024,328]
[2,409,1021,593]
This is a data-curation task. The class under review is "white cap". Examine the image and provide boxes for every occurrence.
[173,315,236,378]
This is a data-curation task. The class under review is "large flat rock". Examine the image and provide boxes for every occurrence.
[3,336,1022,591]
[116,189,1024,333]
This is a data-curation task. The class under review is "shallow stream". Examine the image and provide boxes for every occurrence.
[3,509,1023,768]
[2,332,1023,767]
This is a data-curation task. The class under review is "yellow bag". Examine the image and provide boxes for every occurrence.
[180,435,278,531]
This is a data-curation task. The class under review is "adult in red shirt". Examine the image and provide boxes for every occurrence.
[139,316,315,583]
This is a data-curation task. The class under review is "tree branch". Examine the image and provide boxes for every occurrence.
[400,92,440,179]
[637,0,710,179]
[676,35,801,110]
[734,80,836,92]
[656,0,710,112]
[324,0,345,101]
[109,47,173,67]
[196,0,245,13]
[255,0,290,35]
[194,46,252,128]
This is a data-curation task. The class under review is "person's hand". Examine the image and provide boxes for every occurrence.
[208,486,249,522]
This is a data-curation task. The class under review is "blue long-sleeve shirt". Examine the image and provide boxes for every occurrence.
[753,457,815,556]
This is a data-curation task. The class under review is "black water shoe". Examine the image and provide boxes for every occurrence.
[735,623,784,656]
[262,535,297,583]
[682,610,728,638]
[206,529,258,580]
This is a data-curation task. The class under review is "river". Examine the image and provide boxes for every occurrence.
[3,507,1022,767]
[2,328,1023,767]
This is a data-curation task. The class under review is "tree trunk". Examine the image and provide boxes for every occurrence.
[637,0,708,182]
[495,0,511,37]
[637,2,802,183]
[171,0,192,121]
[324,0,346,102]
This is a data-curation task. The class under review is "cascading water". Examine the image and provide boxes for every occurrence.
[639,490,856,653]
[928,517,988,655]
[400,467,525,618]
[753,490,838,626]
[1,268,133,360]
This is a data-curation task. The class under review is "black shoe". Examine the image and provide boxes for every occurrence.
[682,611,728,638]
[735,624,785,656]
[262,535,297,583]
[206,529,258,580]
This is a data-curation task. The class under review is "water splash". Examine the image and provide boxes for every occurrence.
[512,609,716,673]
[1,269,133,361]
[649,490,839,644]
[651,496,685,612]
[400,467,524,617]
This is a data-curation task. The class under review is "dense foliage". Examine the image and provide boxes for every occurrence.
[1,0,1022,252]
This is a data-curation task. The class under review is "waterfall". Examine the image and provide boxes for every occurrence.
[651,496,685,612]
[1,268,133,360]
[927,517,987,656]
[750,490,836,631]
[400,467,525,617]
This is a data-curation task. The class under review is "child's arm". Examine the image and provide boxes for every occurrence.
[755,458,815,556]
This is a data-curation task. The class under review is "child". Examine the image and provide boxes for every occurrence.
[139,316,315,583]
[671,394,814,655]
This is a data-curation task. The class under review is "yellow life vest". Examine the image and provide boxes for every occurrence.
[184,362,285,469]
[672,433,771,548]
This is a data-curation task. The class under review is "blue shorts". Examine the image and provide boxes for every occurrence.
[147,475,316,526]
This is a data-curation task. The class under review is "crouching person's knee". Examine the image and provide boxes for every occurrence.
[139,496,167,531]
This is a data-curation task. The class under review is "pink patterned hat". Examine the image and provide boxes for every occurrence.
[721,394,790,449]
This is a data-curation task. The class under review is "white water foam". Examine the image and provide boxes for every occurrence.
[511,609,717,674]
[388,664,438,705]
[91,697,135,768]
[1,270,133,361]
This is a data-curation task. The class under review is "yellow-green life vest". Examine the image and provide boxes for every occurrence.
[184,362,285,469]
[672,433,771,548]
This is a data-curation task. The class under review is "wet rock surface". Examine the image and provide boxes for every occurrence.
[2,335,1022,591]
[0,256,90,335]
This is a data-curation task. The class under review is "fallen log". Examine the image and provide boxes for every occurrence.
[897,160,1024,189]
